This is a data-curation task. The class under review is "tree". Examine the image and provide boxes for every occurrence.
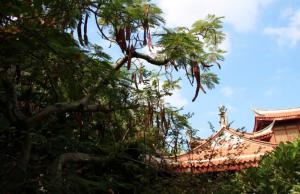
[0,0,225,193]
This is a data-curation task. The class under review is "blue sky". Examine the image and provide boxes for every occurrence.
[155,0,300,137]
[90,0,300,138]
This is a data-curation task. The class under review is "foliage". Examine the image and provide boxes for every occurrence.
[215,138,300,194]
[0,0,225,193]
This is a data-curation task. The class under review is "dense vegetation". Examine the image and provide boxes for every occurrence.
[214,138,300,194]
[0,0,224,193]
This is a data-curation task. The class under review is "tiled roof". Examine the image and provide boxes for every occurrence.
[166,107,300,173]
[253,107,300,119]
[167,127,275,173]
[253,107,300,132]
[171,157,259,173]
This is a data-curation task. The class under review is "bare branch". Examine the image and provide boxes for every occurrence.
[113,51,171,70]
[113,56,128,70]
[25,98,138,128]
[25,96,90,128]
[133,51,170,66]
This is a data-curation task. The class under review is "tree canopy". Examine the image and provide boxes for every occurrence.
[0,0,225,193]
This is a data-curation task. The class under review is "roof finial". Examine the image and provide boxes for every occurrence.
[219,105,228,128]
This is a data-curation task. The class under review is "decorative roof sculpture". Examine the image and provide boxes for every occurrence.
[219,105,228,128]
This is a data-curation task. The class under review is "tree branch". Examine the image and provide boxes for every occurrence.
[133,51,170,66]
[113,56,128,70]
[92,9,116,43]
[4,51,170,129]
[25,96,89,128]
[25,98,138,128]
[113,51,170,70]
[56,153,104,178]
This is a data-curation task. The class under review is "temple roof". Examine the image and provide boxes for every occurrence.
[165,106,300,174]
[253,107,300,119]
[167,127,276,173]
[253,107,300,132]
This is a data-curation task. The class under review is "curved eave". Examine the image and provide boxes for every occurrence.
[225,127,277,146]
[251,120,275,139]
[253,107,300,116]
[253,115,300,132]
[252,107,300,132]
[256,115,300,120]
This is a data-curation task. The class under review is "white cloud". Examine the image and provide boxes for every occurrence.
[221,86,234,97]
[158,0,273,32]
[164,89,188,108]
[280,7,294,19]
[263,9,300,46]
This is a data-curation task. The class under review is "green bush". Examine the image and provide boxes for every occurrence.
[218,138,300,194]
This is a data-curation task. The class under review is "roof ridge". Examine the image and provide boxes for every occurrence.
[192,127,226,150]
[226,128,277,146]
[171,127,276,160]
[170,127,226,159]
[253,106,300,115]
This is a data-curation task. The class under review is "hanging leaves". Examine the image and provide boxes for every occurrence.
[83,13,89,46]
[191,65,195,85]
[170,60,178,71]
[142,4,150,46]
[192,63,206,102]
[125,25,131,41]
[132,72,139,89]
[116,27,126,53]
[147,29,153,50]
[77,15,84,46]
[127,45,135,70]
[200,61,213,68]
[139,67,144,84]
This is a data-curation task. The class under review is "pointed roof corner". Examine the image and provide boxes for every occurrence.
[252,108,264,116]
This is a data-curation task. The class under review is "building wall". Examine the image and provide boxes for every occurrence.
[271,119,300,144]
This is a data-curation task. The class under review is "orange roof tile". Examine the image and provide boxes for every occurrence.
[164,107,300,173]
[166,127,276,173]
